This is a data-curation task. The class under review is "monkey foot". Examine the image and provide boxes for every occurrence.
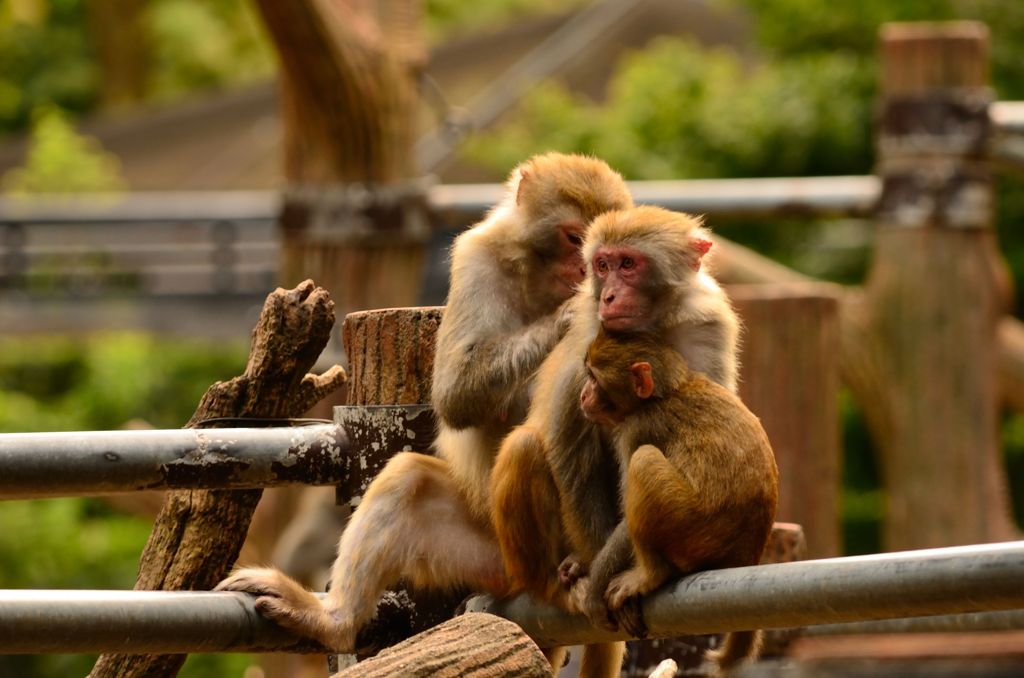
[558,554,586,588]
[604,568,649,611]
[216,568,354,651]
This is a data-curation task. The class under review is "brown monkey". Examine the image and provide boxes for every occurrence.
[217,153,633,654]
[577,328,778,673]
[490,206,740,676]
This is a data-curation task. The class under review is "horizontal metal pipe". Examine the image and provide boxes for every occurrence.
[806,609,1024,636]
[466,541,1024,647]
[0,425,348,499]
[993,101,1024,135]
[3,543,1022,654]
[0,176,879,227]
[0,590,325,654]
[432,176,879,220]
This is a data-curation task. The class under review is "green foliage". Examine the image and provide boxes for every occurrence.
[0,333,246,432]
[735,0,1024,99]
[425,0,588,41]
[0,0,272,134]
[0,1,97,133]
[734,0,956,58]
[0,333,250,677]
[148,0,273,101]
[1001,413,1024,529]
[465,38,872,181]
[2,104,126,194]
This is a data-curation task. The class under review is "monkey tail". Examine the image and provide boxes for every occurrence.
[706,629,762,676]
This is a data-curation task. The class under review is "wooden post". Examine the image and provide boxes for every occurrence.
[846,22,1016,550]
[732,283,843,559]
[338,307,467,658]
[252,1,430,321]
[89,281,347,678]
[342,307,442,406]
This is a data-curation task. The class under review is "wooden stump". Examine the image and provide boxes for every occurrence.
[333,613,550,678]
[338,306,468,658]
[89,280,347,678]
[732,283,843,559]
[342,306,443,406]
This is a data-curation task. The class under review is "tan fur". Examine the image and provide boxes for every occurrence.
[433,153,632,522]
[218,154,631,662]
[586,331,779,674]
[490,207,741,677]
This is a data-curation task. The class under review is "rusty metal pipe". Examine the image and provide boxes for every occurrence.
[0,425,347,499]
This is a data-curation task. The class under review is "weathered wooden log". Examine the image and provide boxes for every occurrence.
[332,613,550,678]
[732,283,842,559]
[89,280,347,678]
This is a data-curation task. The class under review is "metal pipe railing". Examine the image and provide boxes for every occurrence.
[1,542,1022,654]
[0,590,322,654]
[0,425,347,499]
[0,176,879,228]
[805,609,1024,636]
[467,541,1024,648]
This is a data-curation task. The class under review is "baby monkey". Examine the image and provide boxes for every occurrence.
[577,328,779,673]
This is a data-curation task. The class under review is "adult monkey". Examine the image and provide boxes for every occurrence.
[490,206,740,676]
[217,153,633,654]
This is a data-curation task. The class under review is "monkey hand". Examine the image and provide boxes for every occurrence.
[555,299,575,338]
[216,567,354,651]
[604,568,650,639]
[558,553,587,588]
[610,596,648,639]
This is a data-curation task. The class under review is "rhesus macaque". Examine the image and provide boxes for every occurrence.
[217,153,633,655]
[577,328,778,673]
[490,206,740,676]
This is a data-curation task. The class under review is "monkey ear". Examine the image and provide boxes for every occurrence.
[689,237,713,271]
[630,362,655,399]
[515,168,531,206]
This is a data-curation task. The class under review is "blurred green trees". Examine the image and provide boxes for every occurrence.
[0,0,272,134]
[2,104,126,194]
[0,334,249,677]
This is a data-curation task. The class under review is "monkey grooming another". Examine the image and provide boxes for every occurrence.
[577,328,779,675]
[217,153,633,655]
[490,206,740,676]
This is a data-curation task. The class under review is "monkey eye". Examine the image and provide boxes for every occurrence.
[567,233,583,247]
[596,259,608,273]
[621,256,634,269]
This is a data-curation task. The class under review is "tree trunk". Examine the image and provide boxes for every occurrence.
[89,281,347,678]
[85,0,149,108]
[253,0,429,317]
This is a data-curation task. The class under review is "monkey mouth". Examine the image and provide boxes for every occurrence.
[599,313,642,330]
